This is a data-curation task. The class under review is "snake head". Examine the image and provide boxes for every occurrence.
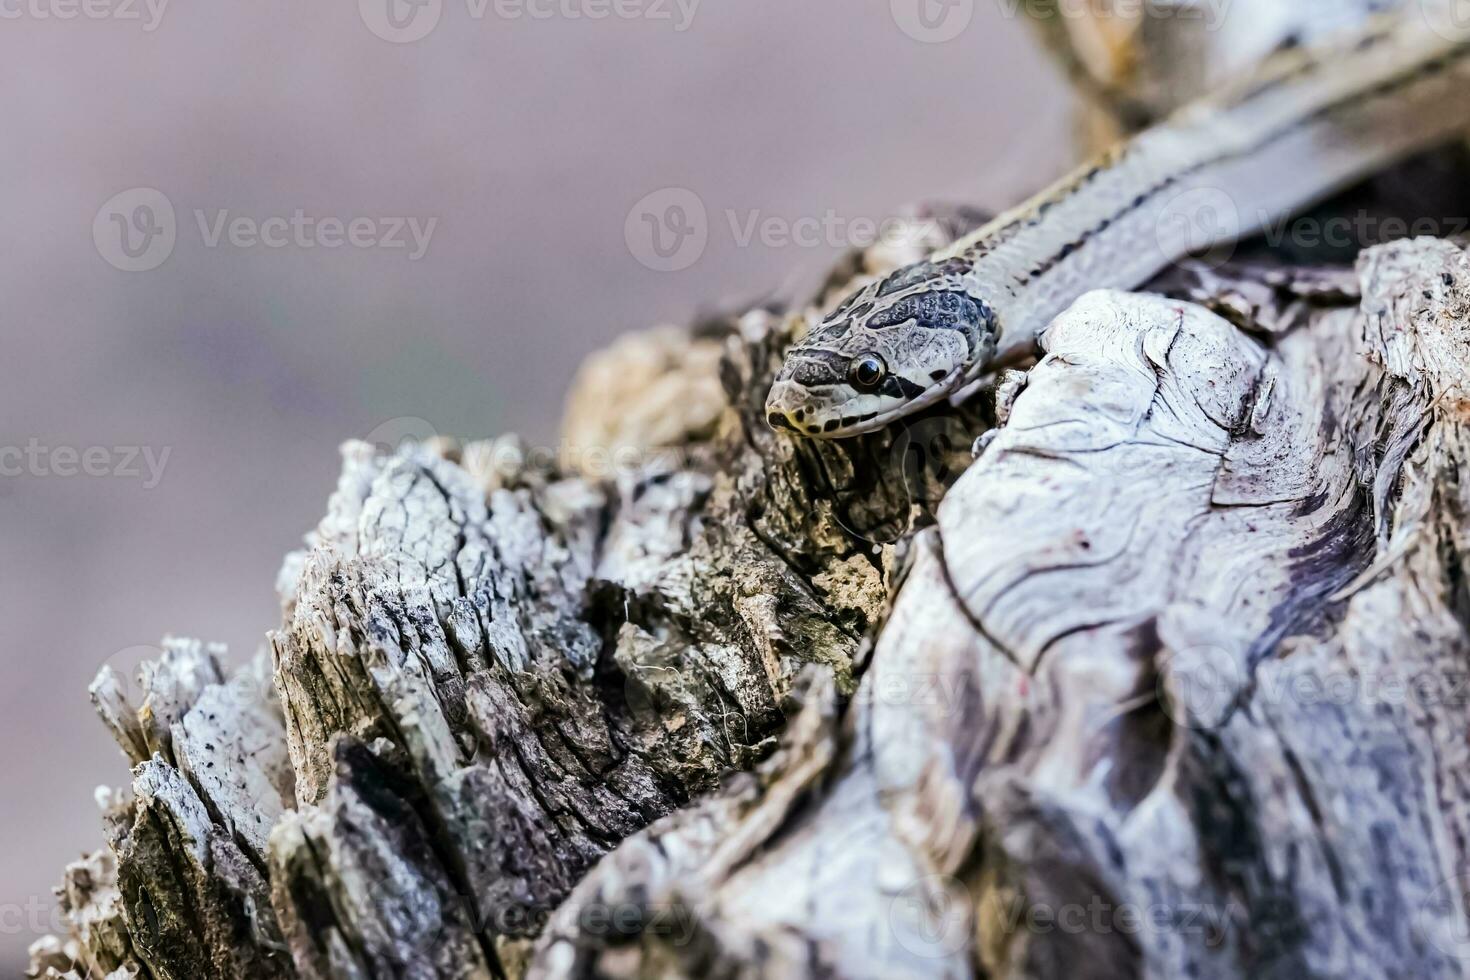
[765,261,996,438]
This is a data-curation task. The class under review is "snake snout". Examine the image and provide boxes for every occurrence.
[765,381,818,434]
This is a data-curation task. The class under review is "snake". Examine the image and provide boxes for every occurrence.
[765,9,1470,439]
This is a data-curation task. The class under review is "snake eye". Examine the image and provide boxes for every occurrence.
[848,354,886,392]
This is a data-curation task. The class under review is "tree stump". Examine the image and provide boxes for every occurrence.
[31,9,1470,979]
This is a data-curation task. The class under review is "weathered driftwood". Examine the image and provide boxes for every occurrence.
[31,206,999,980]
[1025,0,1412,135]
[518,233,1470,978]
[38,200,1470,979]
[33,12,1470,979]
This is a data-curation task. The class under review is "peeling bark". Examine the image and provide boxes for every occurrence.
[34,209,999,979]
[32,21,1470,980]
[526,234,1470,980]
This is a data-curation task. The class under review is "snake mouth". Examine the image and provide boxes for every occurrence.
[806,365,969,439]
[766,411,797,432]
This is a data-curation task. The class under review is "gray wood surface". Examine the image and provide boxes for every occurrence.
[30,8,1470,976]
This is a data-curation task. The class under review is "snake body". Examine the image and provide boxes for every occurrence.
[766,11,1470,438]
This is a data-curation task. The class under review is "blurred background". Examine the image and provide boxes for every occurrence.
[0,0,1074,970]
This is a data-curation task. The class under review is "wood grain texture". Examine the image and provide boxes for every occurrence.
[33,213,999,980]
[526,239,1470,979]
[28,20,1470,974]
[40,212,1470,978]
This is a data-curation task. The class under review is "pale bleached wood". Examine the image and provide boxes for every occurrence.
[30,60,1470,980]
[526,239,1470,979]
[1025,0,1413,137]
[31,212,995,980]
